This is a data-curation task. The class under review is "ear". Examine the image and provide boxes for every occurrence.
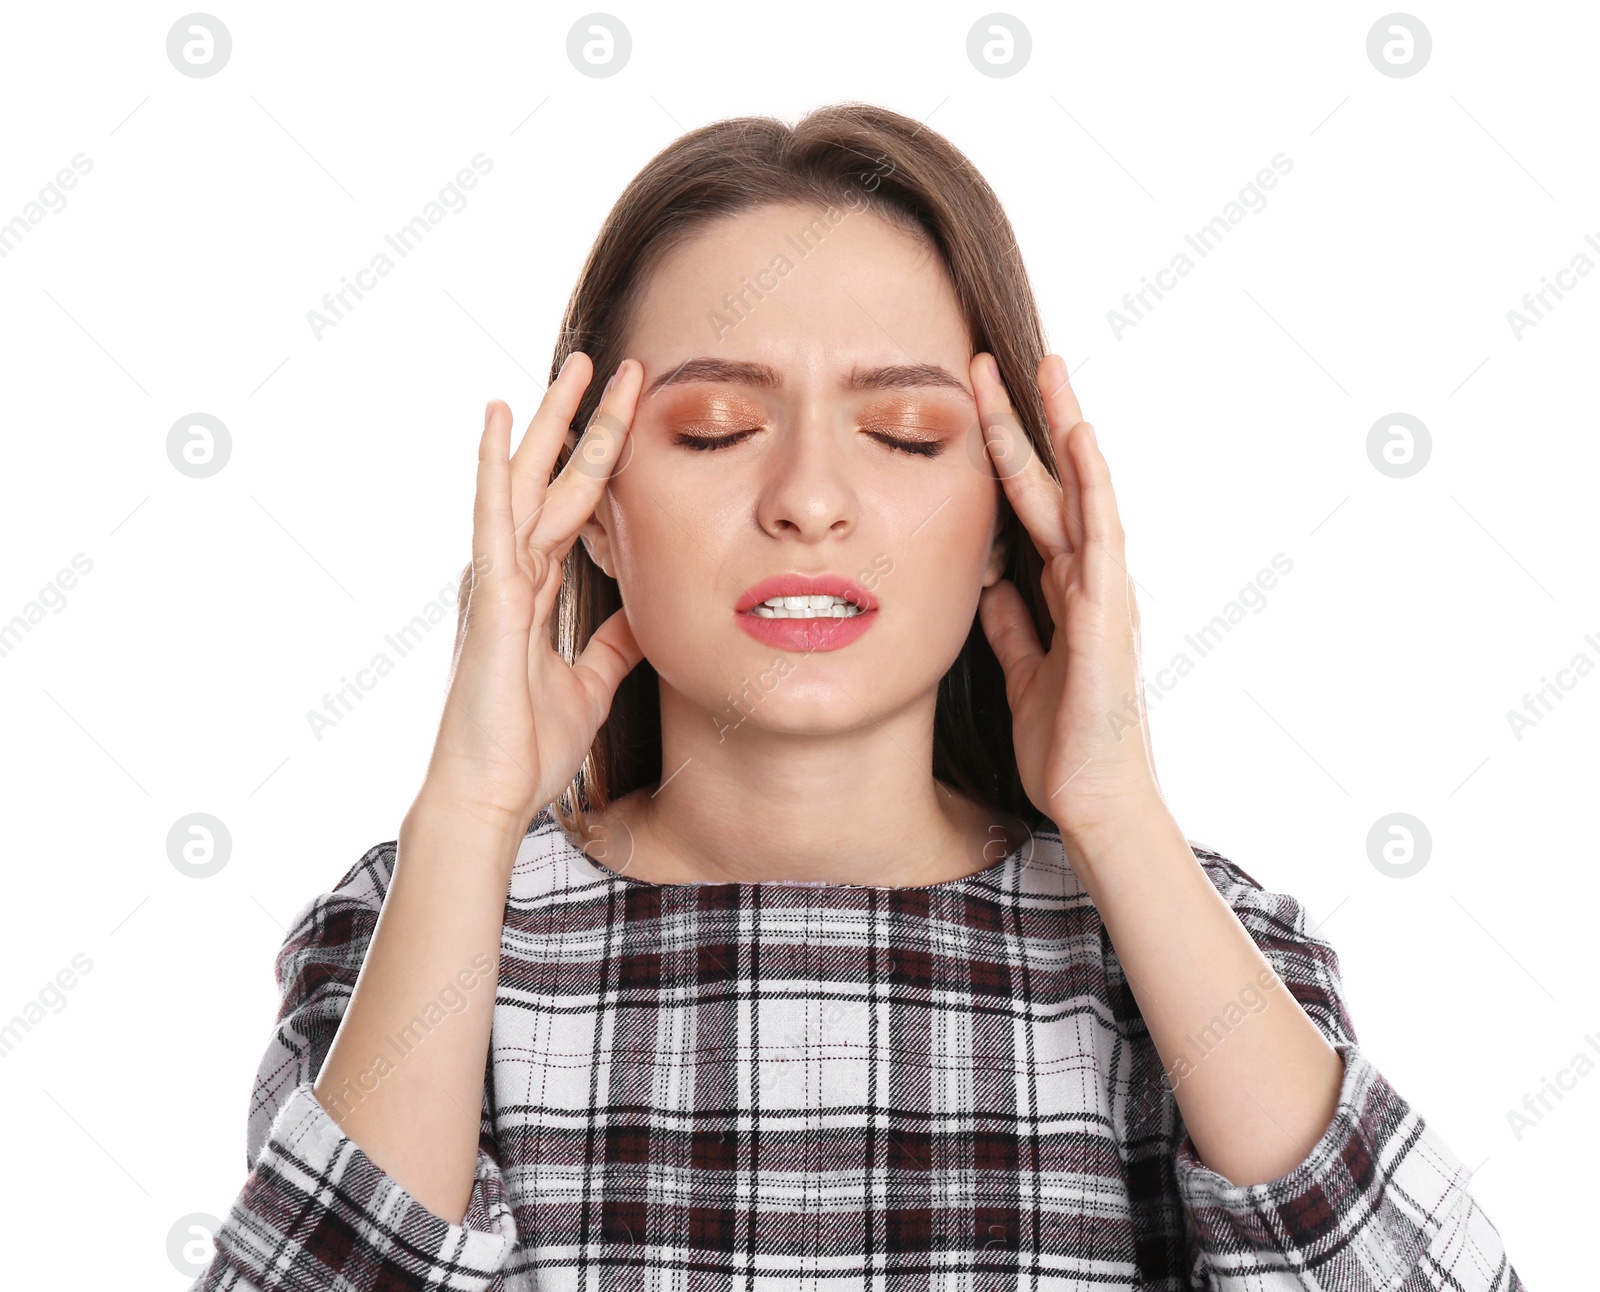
[981,494,1009,587]
[578,495,618,579]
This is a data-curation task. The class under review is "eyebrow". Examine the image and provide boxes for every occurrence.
[641,357,971,400]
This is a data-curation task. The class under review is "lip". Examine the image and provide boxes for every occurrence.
[735,572,880,653]
[735,573,880,614]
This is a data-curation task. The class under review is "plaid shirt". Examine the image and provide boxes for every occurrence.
[195,808,1526,1291]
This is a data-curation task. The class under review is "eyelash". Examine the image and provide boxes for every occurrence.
[671,429,943,458]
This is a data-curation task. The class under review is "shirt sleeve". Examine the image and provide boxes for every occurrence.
[192,841,519,1291]
[1172,851,1528,1291]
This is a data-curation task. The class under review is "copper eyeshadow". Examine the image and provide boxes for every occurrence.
[658,390,962,440]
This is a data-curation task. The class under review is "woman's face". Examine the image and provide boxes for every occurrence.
[581,200,1007,736]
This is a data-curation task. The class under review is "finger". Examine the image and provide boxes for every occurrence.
[1037,354,1086,550]
[1032,353,1132,608]
[970,352,1072,560]
[507,351,595,544]
[529,548,566,635]
[976,578,1045,698]
[473,402,517,582]
[528,358,642,554]
[570,604,645,724]
[453,557,476,654]
[1072,423,1131,608]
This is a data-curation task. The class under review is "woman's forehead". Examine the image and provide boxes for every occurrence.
[630,204,963,324]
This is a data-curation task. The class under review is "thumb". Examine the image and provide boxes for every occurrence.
[571,604,645,722]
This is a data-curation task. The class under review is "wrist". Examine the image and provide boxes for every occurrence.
[404,782,533,861]
[1060,798,1184,884]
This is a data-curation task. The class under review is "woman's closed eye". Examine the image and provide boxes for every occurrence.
[671,427,945,457]
[671,427,760,451]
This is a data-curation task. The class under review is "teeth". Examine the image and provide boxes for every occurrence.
[749,593,864,619]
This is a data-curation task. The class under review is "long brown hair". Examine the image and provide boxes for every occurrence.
[545,101,1059,840]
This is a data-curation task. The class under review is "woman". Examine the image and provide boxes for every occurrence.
[196,103,1525,1290]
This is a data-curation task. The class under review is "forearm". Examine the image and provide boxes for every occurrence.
[1069,808,1344,1187]
[311,788,524,1224]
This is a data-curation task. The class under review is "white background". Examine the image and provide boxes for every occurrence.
[0,1,1588,1284]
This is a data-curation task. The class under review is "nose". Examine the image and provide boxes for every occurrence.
[754,408,858,543]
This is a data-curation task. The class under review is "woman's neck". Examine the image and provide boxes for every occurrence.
[578,682,1030,886]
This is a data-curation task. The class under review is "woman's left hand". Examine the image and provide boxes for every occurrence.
[969,351,1168,853]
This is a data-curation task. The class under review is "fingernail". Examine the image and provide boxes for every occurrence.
[558,352,576,379]
[986,354,1001,384]
[604,360,626,396]
[484,401,494,430]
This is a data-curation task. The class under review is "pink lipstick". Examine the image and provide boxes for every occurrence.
[735,572,880,653]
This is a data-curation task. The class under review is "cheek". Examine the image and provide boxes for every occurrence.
[884,477,998,572]
[601,476,732,628]
[873,483,999,638]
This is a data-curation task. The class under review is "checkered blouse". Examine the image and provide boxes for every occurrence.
[195,807,1526,1290]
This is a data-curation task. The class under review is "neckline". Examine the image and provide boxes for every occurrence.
[553,815,1039,893]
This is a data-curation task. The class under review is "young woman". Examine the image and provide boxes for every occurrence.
[196,104,1525,1290]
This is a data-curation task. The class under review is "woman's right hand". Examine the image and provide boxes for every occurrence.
[417,352,645,834]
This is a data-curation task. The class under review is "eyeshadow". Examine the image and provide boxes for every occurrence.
[857,396,965,434]
[658,391,767,427]
[654,390,965,439]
